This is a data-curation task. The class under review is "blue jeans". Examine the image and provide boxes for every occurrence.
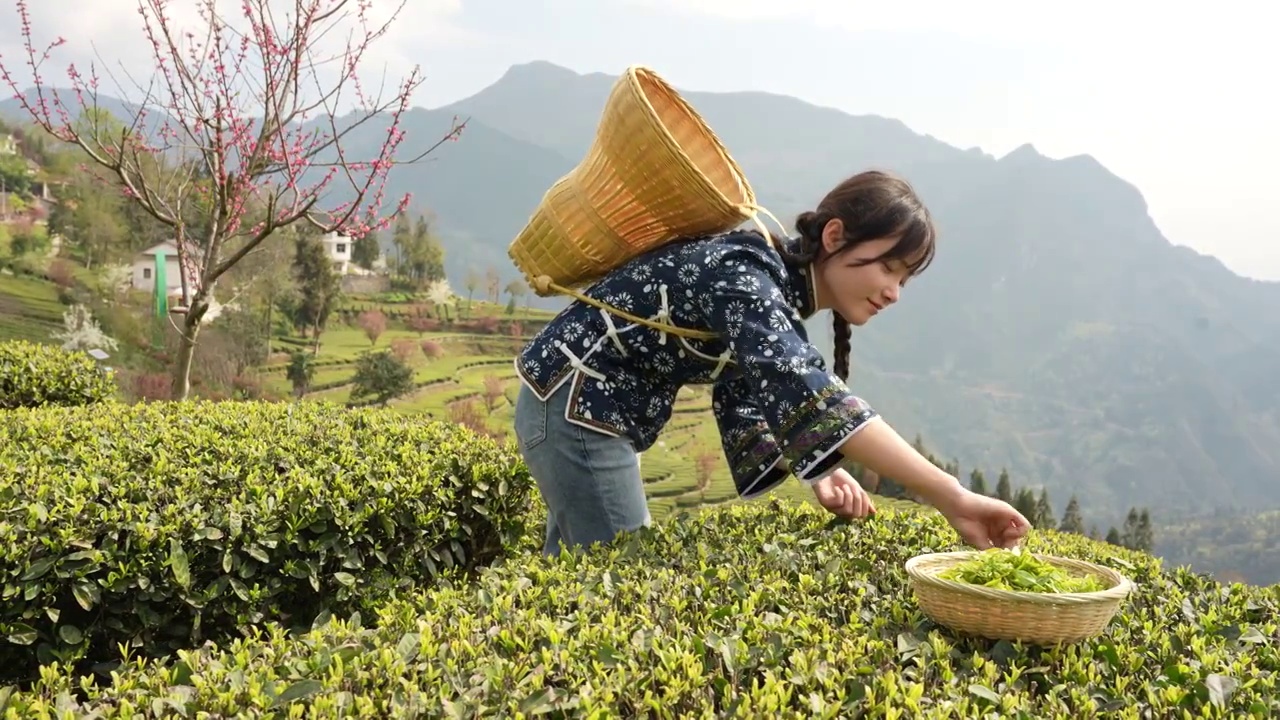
[514,380,652,555]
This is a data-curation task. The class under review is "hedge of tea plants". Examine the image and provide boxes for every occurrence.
[0,400,535,684]
[7,501,1277,717]
[0,339,117,409]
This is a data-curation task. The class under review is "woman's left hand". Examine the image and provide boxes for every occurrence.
[937,489,1031,550]
[812,468,876,519]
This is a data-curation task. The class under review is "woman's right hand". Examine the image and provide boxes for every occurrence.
[812,468,876,519]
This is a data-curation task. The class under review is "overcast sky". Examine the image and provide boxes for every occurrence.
[3,0,1275,280]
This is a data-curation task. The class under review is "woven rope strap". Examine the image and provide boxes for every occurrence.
[533,202,791,340]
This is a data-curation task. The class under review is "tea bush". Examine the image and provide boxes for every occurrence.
[0,339,116,409]
[7,501,1277,717]
[0,400,534,684]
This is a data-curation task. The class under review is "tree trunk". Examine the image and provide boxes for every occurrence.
[170,297,209,401]
[263,294,274,360]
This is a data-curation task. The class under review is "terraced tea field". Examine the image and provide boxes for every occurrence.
[0,272,65,344]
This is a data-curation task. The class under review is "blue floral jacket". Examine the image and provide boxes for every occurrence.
[514,229,879,499]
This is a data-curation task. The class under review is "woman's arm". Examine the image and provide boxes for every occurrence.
[837,416,965,512]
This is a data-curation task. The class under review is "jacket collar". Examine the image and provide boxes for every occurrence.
[776,235,820,320]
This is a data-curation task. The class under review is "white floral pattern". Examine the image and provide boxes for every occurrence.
[515,230,879,498]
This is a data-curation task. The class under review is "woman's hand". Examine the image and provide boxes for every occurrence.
[812,468,876,519]
[939,489,1031,549]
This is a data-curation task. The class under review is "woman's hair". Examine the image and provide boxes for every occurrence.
[776,169,938,381]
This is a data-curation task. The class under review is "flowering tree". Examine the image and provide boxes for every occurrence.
[0,0,467,399]
[52,304,119,353]
[356,308,386,345]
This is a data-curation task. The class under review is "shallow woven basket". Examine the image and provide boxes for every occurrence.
[904,551,1133,645]
[508,65,758,293]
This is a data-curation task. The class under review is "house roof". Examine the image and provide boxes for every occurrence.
[138,240,201,257]
[139,241,179,256]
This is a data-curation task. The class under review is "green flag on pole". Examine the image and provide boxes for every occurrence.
[153,249,168,317]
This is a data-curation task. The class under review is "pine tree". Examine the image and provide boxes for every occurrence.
[1121,507,1141,549]
[413,215,446,283]
[351,230,380,270]
[1033,489,1053,528]
[390,212,412,271]
[968,468,988,495]
[1059,495,1086,534]
[1134,509,1154,552]
[1105,527,1122,546]
[911,433,927,454]
[292,232,342,344]
[995,469,1012,502]
[1013,487,1037,520]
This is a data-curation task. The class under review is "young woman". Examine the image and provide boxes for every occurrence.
[513,170,1030,555]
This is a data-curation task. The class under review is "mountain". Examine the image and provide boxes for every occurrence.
[7,62,1280,542]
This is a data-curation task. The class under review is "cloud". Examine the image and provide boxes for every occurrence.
[0,0,476,107]
[619,0,1258,51]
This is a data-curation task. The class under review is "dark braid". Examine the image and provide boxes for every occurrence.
[778,210,854,382]
[832,312,851,380]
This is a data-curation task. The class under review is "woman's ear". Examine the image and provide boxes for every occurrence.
[821,218,845,255]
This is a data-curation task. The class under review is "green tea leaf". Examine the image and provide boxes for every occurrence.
[274,679,323,706]
[18,557,54,582]
[72,580,99,611]
[169,539,190,589]
[6,623,37,646]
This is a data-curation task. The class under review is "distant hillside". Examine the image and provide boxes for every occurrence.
[423,62,1280,528]
[1155,509,1280,585]
[7,62,1280,539]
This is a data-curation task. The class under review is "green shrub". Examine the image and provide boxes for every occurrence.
[0,400,534,684]
[7,501,1277,717]
[0,339,117,409]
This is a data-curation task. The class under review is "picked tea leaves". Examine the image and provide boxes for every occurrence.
[940,549,1107,593]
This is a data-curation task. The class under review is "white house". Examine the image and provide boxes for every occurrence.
[320,231,353,274]
[132,241,195,296]
[0,134,16,155]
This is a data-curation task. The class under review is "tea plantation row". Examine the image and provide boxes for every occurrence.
[6,503,1279,717]
[1,340,1278,717]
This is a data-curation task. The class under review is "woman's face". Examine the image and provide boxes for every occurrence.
[813,219,915,326]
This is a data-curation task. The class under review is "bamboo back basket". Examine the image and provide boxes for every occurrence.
[506,65,786,340]
[905,551,1133,645]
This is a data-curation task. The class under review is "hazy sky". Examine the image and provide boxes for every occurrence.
[2,1,1275,280]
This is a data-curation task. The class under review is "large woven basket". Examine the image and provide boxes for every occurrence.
[508,65,760,294]
[904,551,1133,645]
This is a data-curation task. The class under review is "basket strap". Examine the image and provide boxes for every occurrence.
[533,275,719,340]
[739,203,790,248]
